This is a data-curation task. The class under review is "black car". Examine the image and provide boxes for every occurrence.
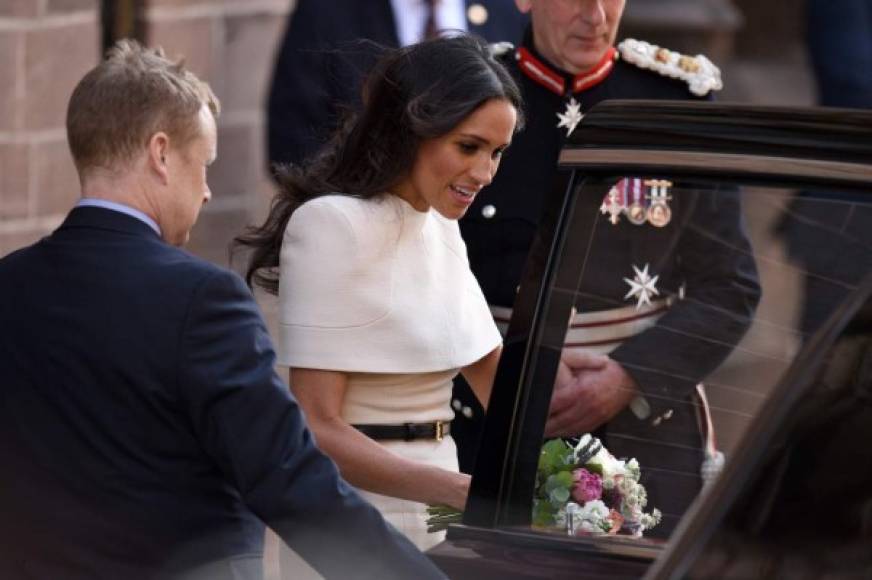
[429,101,872,580]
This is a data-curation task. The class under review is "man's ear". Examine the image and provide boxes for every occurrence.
[515,0,533,14]
[147,132,171,185]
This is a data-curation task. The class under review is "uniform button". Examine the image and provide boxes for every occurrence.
[481,204,496,219]
[467,3,488,26]
[461,406,474,419]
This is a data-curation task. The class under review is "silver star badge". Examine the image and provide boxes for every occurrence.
[624,263,660,309]
[556,97,583,136]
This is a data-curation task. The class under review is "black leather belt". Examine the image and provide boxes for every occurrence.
[352,421,450,442]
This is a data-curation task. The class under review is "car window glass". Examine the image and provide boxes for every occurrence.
[518,175,872,549]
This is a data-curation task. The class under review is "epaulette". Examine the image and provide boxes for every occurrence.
[488,41,514,58]
[617,38,723,97]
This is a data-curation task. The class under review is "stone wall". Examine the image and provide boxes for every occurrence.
[141,0,292,267]
[0,0,294,268]
[0,0,100,255]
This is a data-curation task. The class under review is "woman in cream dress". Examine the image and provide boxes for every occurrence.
[236,35,523,557]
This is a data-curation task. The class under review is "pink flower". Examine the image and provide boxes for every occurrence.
[571,468,602,503]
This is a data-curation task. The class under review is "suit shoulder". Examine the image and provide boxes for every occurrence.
[616,38,723,97]
[0,240,41,276]
[151,243,245,294]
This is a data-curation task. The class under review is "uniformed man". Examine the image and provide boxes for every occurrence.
[454,0,761,536]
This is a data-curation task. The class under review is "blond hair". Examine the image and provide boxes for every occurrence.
[66,39,220,176]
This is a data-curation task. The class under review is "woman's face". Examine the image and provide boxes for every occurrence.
[393,98,517,220]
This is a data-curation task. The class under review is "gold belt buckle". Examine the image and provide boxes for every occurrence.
[435,420,444,442]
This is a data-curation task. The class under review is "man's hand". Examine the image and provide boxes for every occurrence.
[546,349,639,438]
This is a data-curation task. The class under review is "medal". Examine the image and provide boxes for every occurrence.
[600,187,623,224]
[556,97,583,136]
[647,201,671,227]
[624,263,660,309]
[645,179,673,227]
[514,46,617,138]
[625,178,647,225]
[600,178,649,226]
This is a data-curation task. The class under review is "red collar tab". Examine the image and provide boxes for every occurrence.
[573,46,618,92]
[516,46,618,96]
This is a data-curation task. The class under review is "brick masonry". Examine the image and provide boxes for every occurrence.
[0,0,99,255]
[0,0,293,265]
[141,0,293,270]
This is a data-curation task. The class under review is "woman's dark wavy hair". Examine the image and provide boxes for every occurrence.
[234,33,524,294]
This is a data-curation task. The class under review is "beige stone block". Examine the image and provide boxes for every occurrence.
[210,123,255,200]
[32,139,80,217]
[0,143,29,219]
[0,30,23,132]
[147,16,217,85]
[0,0,39,18]
[220,0,295,11]
[0,228,48,258]
[221,12,286,113]
[25,19,100,131]
[186,205,251,268]
[47,0,98,14]
[147,0,222,7]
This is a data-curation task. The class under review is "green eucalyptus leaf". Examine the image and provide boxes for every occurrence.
[550,487,570,504]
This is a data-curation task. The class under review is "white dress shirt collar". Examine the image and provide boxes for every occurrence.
[76,198,162,236]
[389,0,468,46]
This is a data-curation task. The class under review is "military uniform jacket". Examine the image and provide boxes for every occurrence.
[459,31,761,531]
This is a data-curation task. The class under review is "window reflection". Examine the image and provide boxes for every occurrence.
[534,179,872,546]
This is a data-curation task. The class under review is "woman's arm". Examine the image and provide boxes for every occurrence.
[290,368,470,510]
[459,345,502,410]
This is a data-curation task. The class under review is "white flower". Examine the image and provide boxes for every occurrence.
[639,508,662,531]
[555,505,569,528]
[618,477,649,520]
[602,459,628,482]
[576,435,629,482]
[579,499,610,521]
[565,500,612,535]
[626,458,641,481]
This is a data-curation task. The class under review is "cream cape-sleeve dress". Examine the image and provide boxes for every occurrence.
[276,193,501,552]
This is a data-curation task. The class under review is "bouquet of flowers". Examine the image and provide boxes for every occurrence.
[426,434,661,537]
[534,434,661,537]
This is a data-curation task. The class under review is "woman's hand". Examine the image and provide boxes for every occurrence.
[437,470,471,511]
[290,367,471,509]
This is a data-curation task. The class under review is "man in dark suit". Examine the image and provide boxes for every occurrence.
[267,0,527,169]
[0,40,444,580]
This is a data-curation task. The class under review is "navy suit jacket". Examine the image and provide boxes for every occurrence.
[267,0,527,168]
[0,207,444,580]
